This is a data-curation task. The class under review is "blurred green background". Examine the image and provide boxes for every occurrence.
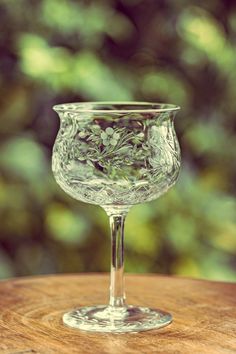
[0,0,235,281]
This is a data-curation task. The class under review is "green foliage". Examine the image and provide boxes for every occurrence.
[19,34,131,99]
[141,70,189,106]
[46,203,89,245]
[0,136,48,181]
[0,0,235,281]
[178,7,235,71]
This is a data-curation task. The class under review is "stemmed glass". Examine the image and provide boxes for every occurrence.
[52,102,181,333]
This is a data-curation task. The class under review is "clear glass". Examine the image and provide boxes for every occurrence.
[52,101,181,333]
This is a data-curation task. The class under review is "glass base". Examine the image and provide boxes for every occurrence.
[63,305,172,333]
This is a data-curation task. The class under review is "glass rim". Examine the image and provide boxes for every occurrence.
[53,101,180,114]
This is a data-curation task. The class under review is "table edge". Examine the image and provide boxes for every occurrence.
[0,272,235,287]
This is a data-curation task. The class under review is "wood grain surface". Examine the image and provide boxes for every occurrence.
[0,274,235,354]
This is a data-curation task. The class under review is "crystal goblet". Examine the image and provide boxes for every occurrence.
[52,102,181,333]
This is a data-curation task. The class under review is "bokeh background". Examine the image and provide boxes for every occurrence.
[0,0,235,281]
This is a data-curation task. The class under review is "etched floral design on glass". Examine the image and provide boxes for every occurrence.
[52,102,181,333]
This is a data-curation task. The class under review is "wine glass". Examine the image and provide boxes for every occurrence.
[52,101,181,333]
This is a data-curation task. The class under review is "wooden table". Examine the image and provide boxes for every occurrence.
[0,274,235,354]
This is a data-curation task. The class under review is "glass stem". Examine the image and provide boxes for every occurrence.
[109,214,126,307]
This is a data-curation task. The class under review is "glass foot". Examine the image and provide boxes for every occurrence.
[63,305,172,333]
